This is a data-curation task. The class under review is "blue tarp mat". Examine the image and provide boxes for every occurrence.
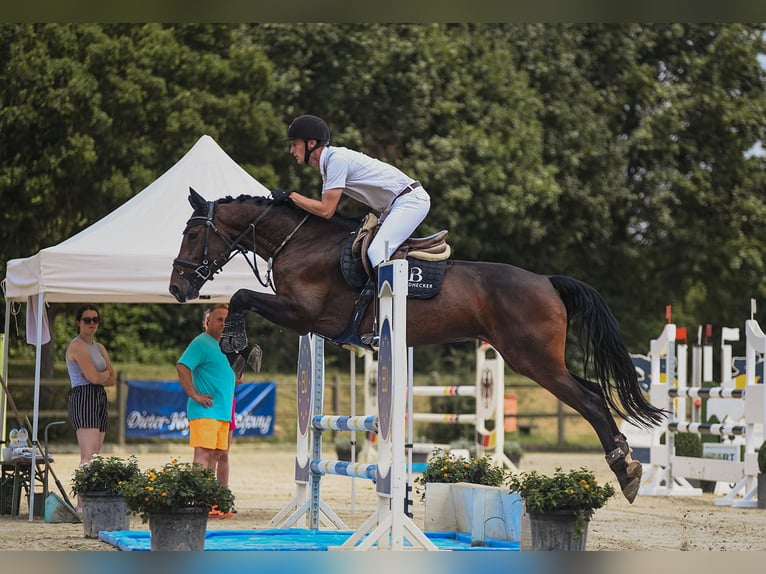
[99,528,519,551]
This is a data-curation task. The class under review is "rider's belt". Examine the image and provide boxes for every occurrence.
[395,181,421,199]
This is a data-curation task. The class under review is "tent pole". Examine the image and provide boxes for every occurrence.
[1,299,9,451]
[29,292,44,522]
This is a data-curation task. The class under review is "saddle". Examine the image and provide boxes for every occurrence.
[340,213,450,299]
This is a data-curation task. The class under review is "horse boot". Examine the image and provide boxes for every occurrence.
[229,344,263,380]
[606,433,642,503]
[220,312,248,354]
[336,276,377,347]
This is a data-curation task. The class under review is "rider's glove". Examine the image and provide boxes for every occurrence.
[271,188,291,204]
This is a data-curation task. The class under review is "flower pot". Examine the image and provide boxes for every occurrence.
[451,482,522,545]
[527,509,590,551]
[424,482,458,533]
[80,492,130,538]
[423,482,522,546]
[148,507,208,551]
[758,473,766,510]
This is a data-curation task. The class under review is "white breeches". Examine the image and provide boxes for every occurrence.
[367,187,430,267]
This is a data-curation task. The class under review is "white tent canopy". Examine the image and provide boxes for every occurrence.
[3,134,272,304]
[1,135,273,520]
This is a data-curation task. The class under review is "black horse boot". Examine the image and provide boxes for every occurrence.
[220,312,248,354]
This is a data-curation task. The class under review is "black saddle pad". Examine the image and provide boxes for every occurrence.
[339,237,446,299]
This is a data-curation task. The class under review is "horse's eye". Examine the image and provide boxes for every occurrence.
[188,232,199,240]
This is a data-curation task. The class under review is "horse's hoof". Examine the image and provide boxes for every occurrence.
[231,354,246,380]
[245,344,263,373]
[622,477,640,503]
[621,461,643,503]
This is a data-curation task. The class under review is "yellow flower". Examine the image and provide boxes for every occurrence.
[161,492,167,497]
[584,484,590,489]
[146,486,154,492]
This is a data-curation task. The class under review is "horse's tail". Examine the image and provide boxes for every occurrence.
[548,275,666,428]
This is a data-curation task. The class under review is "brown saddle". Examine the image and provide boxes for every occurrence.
[352,213,451,279]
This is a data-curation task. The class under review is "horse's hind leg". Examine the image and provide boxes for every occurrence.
[515,355,642,502]
[569,373,642,501]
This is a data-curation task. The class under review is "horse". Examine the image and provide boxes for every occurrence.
[169,188,666,503]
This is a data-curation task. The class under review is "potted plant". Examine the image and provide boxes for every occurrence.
[507,466,615,551]
[758,441,766,509]
[70,455,141,538]
[414,448,507,497]
[121,458,234,551]
[415,449,520,545]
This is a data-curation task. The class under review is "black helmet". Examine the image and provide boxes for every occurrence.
[287,115,330,145]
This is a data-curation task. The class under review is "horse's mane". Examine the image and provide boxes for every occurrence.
[216,194,363,230]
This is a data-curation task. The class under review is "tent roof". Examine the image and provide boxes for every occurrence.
[3,135,273,304]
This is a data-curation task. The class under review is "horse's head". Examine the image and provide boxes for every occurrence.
[169,187,239,302]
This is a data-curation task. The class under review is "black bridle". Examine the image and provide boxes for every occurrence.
[172,199,309,293]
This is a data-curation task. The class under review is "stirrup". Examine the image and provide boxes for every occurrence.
[360,332,379,348]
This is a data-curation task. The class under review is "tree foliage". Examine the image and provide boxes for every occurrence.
[2,23,765,372]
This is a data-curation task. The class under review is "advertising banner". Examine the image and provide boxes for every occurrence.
[125,380,276,438]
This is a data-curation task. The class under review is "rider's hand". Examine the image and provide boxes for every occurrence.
[271,188,291,204]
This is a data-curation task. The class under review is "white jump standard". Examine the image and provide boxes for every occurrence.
[637,319,765,507]
[270,259,438,550]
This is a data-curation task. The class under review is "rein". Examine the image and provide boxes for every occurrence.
[173,200,310,292]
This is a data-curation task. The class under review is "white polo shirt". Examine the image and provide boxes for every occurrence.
[319,146,416,212]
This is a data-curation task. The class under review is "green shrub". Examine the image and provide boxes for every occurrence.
[673,433,702,458]
[71,455,141,496]
[758,441,766,474]
[121,459,234,522]
[413,449,507,500]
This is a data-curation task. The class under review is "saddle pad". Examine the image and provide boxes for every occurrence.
[405,258,446,299]
[340,237,446,299]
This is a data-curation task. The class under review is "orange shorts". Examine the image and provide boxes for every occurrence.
[189,418,230,450]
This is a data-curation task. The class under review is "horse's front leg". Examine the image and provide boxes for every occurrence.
[220,288,306,353]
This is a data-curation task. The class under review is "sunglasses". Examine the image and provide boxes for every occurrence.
[81,316,100,325]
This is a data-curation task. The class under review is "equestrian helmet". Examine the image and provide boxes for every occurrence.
[287,115,331,145]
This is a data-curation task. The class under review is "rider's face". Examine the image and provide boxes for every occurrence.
[289,139,306,164]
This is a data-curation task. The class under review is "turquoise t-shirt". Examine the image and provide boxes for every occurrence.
[177,333,234,422]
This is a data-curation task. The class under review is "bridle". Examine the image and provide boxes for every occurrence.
[172,199,309,293]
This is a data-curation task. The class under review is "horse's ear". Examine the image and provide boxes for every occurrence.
[188,187,207,213]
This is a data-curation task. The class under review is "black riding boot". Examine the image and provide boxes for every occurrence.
[336,272,378,347]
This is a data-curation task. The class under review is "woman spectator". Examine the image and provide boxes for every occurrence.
[66,304,115,471]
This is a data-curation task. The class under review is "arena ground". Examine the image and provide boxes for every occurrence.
[1,445,764,551]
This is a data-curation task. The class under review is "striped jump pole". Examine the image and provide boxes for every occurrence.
[363,340,516,472]
[667,422,747,436]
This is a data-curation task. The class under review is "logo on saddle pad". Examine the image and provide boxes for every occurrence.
[339,216,449,300]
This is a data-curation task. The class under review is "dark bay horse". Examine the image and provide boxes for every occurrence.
[169,188,665,502]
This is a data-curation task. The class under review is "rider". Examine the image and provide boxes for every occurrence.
[273,114,431,342]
